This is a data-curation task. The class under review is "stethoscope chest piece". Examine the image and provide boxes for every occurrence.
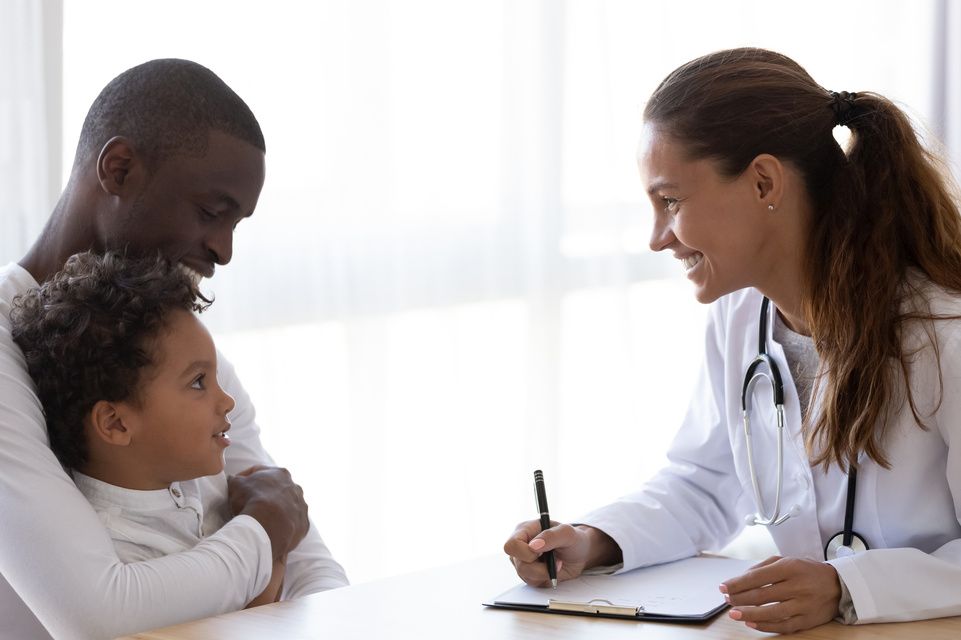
[822,464,870,560]
[824,530,869,560]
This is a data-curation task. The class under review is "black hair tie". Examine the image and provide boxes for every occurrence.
[830,91,859,127]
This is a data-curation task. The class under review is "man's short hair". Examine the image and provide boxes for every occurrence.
[74,58,265,170]
[11,252,210,470]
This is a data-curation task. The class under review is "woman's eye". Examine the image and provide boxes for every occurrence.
[191,374,206,390]
[662,197,680,214]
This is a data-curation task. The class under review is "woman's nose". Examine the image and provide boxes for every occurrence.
[649,216,676,252]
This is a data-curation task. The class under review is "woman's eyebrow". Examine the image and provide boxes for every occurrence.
[647,180,679,196]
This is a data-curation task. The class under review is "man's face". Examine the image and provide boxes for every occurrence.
[101,130,266,280]
[118,309,235,488]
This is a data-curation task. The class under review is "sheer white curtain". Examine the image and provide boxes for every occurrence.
[45,0,947,584]
[933,0,961,172]
[0,0,60,263]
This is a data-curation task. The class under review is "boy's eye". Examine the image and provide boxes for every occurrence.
[191,374,206,390]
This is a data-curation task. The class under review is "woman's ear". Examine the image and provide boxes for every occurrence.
[749,153,785,208]
[96,136,147,197]
[86,400,134,446]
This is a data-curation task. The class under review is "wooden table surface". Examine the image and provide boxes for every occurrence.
[122,556,961,639]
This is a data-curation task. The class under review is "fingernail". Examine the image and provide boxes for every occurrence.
[718,583,728,594]
[746,622,757,629]
[729,609,742,620]
[529,538,545,550]
[556,559,563,572]
[724,593,731,603]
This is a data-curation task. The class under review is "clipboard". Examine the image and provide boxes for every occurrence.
[484,555,754,623]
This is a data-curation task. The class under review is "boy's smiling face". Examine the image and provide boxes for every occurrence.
[109,309,235,489]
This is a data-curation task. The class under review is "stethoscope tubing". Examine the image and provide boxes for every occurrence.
[741,298,789,526]
[742,296,869,559]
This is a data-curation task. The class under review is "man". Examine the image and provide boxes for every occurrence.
[0,59,347,639]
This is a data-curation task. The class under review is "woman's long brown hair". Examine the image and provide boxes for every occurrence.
[645,48,961,470]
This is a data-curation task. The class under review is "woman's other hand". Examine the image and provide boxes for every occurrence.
[721,555,842,633]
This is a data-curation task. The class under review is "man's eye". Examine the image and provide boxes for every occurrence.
[191,374,206,390]
[662,197,680,214]
[199,208,218,220]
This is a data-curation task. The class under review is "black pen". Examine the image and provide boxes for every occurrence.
[533,469,558,589]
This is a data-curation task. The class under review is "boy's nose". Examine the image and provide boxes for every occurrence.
[220,390,236,416]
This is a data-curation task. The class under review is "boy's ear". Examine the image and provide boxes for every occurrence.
[86,400,134,446]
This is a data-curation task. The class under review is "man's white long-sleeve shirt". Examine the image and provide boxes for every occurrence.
[0,262,348,639]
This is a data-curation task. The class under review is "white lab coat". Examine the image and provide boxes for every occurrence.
[579,284,961,624]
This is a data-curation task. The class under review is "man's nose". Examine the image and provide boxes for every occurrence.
[206,228,233,265]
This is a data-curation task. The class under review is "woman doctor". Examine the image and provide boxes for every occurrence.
[504,47,961,634]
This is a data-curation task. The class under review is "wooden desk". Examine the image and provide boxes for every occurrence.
[123,556,961,639]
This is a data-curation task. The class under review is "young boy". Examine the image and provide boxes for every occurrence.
[11,251,283,607]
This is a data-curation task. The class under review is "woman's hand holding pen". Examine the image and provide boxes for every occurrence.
[720,555,842,634]
[503,521,622,587]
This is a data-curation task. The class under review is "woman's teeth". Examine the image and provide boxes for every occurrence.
[682,253,703,271]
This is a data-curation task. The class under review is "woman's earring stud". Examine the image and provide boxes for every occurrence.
[767,203,775,211]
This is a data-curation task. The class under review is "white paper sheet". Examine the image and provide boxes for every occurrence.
[492,556,754,618]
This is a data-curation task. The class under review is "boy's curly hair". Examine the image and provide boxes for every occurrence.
[11,251,210,470]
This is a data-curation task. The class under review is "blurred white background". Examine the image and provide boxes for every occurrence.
[3,0,958,584]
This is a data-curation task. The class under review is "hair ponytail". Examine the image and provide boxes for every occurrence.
[804,92,961,468]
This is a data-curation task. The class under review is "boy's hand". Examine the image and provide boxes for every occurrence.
[228,466,310,562]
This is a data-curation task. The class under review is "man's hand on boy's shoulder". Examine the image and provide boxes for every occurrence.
[228,465,310,562]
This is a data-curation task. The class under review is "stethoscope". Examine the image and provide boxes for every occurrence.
[741,297,870,560]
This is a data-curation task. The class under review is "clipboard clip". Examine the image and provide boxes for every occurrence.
[548,598,643,617]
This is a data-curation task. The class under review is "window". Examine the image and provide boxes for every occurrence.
[62,0,940,582]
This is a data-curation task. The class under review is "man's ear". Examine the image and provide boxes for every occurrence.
[87,400,134,446]
[96,136,147,197]
[748,153,785,207]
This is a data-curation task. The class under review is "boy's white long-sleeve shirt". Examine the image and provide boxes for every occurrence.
[0,262,348,639]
